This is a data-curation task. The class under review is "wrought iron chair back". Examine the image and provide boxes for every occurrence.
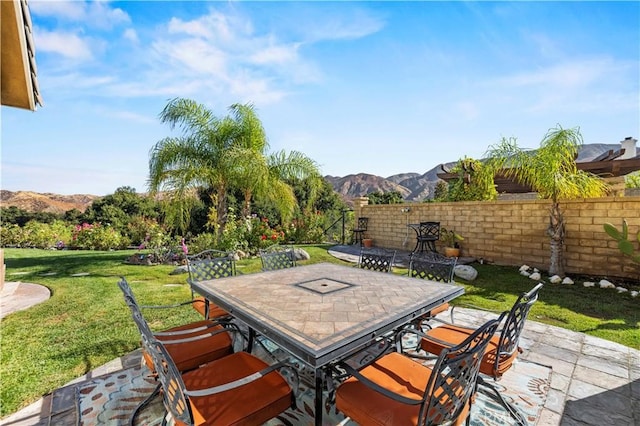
[187,249,236,283]
[493,282,543,372]
[408,252,457,282]
[352,217,369,245]
[419,314,503,424]
[357,249,396,273]
[186,250,237,319]
[414,221,440,253]
[134,310,195,425]
[259,245,297,271]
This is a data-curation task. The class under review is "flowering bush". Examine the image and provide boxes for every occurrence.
[284,211,325,244]
[242,217,285,253]
[72,222,128,250]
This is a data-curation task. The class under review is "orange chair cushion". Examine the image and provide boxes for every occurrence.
[429,302,450,317]
[192,296,229,320]
[421,324,519,378]
[182,351,292,426]
[143,320,233,372]
[336,352,469,426]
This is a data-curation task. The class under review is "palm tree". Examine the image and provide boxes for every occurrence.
[223,104,321,221]
[148,98,235,234]
[486,125,609,276]
[148,98,320,235]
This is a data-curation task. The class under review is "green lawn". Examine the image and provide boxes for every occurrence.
[1,246,638,417]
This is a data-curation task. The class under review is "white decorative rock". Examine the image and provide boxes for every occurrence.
[520,271,531,277]
[616,287,628,293]
[170,265,189,275]
[583,281,595,287]
[454,265,478,281]
[562,277,574,285]
[549,275,562,284]
[519,265,530,272]
[631,291,639,298]
[529,272,541,280]
[599,279,615,289]
[533,268,539,273]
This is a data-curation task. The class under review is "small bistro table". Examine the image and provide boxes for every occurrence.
[191,262,464,425]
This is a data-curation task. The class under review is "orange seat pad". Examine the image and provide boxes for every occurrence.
[336,352,469,426]
[143,320,233,372]
[192,296,230,320]
[421,324,518,378]
[182,351,292,426]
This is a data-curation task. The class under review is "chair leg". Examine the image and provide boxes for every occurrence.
[477,376,527,426]
[130,383,161,426]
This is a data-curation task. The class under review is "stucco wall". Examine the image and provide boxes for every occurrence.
[353,196,640,280]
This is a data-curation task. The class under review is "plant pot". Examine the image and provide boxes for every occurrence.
[444,247,460,258]
[362,238,373,248]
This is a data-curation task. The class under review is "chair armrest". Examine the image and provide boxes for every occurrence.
[154,326,233,345]
[427,303,502,325]
[184,360,299,397]
[394,328,441,361]
[139,300,195,310]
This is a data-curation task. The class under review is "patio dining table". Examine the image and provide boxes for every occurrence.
[191,262,464,425]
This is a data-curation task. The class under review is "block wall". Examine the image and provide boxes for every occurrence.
[354,196,640,280]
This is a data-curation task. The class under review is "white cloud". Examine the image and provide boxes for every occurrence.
[123,28,138,44]
[35,29,93,60]
[31,0,130,29]
[496,58,622,89]
[30,1,86,20]
[300,8,385,42]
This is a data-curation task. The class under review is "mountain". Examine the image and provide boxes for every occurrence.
[326,143,622,201]
[0,190,99,214]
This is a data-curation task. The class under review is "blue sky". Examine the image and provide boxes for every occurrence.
[2,1,638,196]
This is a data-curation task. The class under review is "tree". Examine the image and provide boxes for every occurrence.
[367,191,404,204]
[149,98,320,235]
[445,157,498,202]
[149,98,241,235]
[486,125,608,276]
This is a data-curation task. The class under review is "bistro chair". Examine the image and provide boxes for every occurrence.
[357,248,396,273]
[259,245,297,271]
[352,217,369,245]
[407,252,458,327]
[137,314,297,426]
[118,278,236,373]
[334,316,502,425]
[420,282,543,380]
[413,221,440,253]
[186,249,237,320]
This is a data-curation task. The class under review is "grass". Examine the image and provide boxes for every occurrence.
[1,246,638,417]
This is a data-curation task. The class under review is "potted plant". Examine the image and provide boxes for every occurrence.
[440,227,464,257]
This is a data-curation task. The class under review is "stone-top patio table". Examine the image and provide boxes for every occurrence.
[191,262,464,426]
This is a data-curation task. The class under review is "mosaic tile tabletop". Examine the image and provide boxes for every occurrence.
[193,262,464,366]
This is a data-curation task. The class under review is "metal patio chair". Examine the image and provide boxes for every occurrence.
[420,283,543,425]
[137,312,297,426]
[352,217,369,246]
[334,316,502,425]
[259,245,297,271]
[357,248,396,273]
[117,277,236,374]
[186,249,237,320]
[413,221,440,253]
[407,252,458,327]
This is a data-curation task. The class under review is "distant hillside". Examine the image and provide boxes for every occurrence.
[326,143,621,201]
[0,190,99,214]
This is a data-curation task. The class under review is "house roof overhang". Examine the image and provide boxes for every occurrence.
[1,0,43,111]
[436,154,640,193]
